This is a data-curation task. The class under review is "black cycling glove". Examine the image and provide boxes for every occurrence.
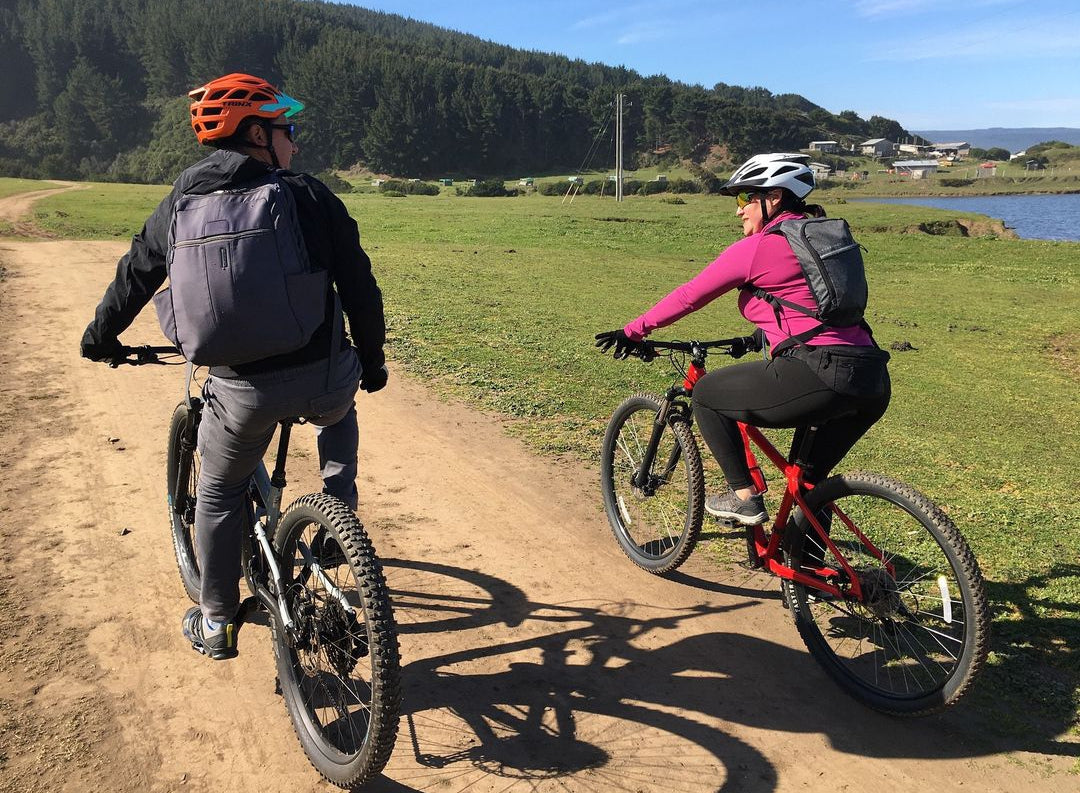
[594,329,654,361]
[360,363,388,393]
[729,329,765,359]
[80,336,123,363]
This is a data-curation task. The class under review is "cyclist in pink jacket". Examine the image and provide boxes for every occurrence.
[596,154,890,530]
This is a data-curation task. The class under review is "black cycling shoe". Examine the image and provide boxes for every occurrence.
[182,606,239,660]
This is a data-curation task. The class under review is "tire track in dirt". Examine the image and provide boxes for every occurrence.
[0,189,1074,791]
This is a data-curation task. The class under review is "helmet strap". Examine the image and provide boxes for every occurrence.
[261,121,282,169]
[758,194,771,224]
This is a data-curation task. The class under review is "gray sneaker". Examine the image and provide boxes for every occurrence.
[705,491,768,525]
[182,607,238,660]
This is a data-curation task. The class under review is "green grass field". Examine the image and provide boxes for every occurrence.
[8,178,1079,743]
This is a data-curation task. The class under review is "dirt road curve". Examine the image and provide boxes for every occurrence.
[0,194,1073,791]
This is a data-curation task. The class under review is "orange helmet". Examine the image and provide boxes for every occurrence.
[188,73,304,145]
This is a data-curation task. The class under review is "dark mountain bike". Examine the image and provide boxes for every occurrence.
[115,345,400,788]
[599,338,990,716]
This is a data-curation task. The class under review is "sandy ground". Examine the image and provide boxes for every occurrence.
[0,189,1075,792]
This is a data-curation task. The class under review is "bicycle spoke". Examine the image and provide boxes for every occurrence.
[602,395,704,574]
[788,473,988,714]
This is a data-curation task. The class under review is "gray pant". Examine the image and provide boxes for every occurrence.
[195,350,361,624]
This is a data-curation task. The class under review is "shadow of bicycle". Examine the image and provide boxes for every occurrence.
[371,556,1077,792]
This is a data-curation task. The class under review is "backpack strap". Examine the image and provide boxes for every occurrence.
[275,169,343,391]
[771,318,878,358]
[741,284,827,357]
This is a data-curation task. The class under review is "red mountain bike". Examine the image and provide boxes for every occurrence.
[599,338,990,715]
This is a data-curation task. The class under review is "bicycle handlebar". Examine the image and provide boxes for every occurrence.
[639,337,745,354]
[108,344,183,368]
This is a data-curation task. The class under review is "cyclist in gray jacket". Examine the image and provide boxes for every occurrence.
[80,73,386,660]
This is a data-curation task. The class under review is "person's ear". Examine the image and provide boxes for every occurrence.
[244,123,267,147]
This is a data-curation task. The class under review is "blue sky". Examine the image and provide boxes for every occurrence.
[346,0,1080,130]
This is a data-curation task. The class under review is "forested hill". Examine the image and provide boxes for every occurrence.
[0,0,913,183]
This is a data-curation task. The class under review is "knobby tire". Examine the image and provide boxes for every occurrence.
[782,471,990,715]
[601,393,705,574]
[166,400,201,602]
[272,493,401,788]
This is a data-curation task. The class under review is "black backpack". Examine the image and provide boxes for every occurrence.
[742,217,870,351]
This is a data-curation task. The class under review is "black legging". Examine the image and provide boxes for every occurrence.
[691,354,891,488]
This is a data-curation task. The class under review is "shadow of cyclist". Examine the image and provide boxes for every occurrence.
[375,557,1076,792]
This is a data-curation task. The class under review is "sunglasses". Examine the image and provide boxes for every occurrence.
[270,123,297,142]
[735,191,760,209]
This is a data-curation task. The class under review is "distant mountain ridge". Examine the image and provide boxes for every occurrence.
[913,128,1080,153]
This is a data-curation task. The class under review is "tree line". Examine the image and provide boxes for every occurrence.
[0,0,914,184]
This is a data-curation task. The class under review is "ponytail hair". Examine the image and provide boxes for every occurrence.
[778,189,826,218]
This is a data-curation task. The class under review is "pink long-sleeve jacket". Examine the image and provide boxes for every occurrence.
[623,212,872,350]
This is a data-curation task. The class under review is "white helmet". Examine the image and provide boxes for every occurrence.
[721,153,816,198]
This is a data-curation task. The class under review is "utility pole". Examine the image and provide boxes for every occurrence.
[615,92,624,202]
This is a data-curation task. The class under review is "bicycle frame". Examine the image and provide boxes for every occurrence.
[172,361,353,642]
[635,341,892,603]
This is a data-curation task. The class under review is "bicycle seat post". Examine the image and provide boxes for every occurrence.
[265,419,294,531]
[790,425,819,483]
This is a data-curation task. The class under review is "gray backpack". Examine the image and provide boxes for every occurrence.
[742,217,870,351]
[153,173,327,366]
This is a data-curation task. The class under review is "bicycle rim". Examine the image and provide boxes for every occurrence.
[273,494,401,787]
[166,400,201,602]
[787,472,989,715]
[601,393,704,574]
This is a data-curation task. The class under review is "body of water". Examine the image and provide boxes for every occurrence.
[858,193,1080,241]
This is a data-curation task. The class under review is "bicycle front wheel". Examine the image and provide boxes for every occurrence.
[783,471,990,715]
[166,400,201,602]
[272,494,401,788]
[601,393,704,574]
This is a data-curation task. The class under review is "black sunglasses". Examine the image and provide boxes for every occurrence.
[270,123,297,142]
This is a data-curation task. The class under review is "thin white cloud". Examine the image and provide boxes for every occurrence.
[572,9,627,30]
[869,21,1080,60]
[616,22,677,46]
[854,0,936,17]
[855,0,1018,17]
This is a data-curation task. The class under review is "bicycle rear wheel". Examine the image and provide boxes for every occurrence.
[783,471,990,715]
[166,400,202,602]
[601,393,704,574]
[272,494,401,788]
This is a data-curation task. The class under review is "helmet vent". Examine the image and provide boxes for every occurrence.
[774,165,797,175]
[250,91,272,101]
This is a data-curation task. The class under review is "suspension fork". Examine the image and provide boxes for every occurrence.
[632,386,691,491]
[632,353,707,490]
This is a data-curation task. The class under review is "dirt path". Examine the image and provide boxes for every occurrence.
[0,200,1074,791]
[0,182,82,235]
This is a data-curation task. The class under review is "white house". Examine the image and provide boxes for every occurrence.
[809,140,839,153]
[860,138,894,157]
[933,141,971,159]
[893,159,940,179]
[897,143,932,157]
[809,162,833,178]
